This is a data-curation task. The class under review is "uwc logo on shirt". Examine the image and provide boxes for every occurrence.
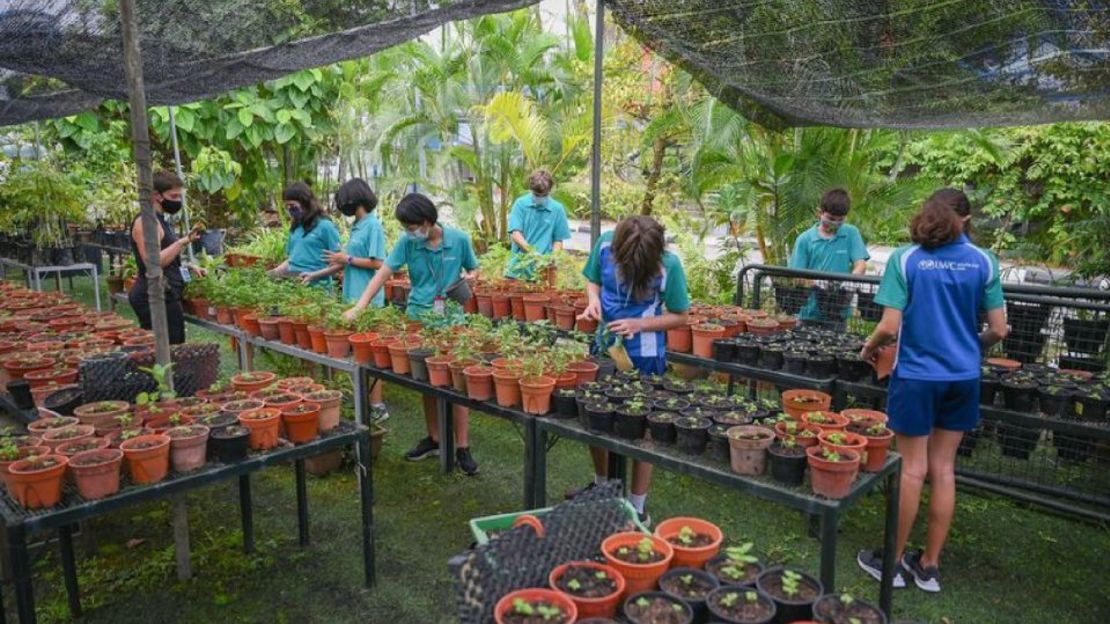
[917,259,978,271]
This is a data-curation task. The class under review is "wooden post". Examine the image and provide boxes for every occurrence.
[120,0,190,581]
[589,1,604,244]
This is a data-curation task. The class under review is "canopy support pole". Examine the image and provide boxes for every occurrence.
[588,0,605,244]
[168,106,194,263]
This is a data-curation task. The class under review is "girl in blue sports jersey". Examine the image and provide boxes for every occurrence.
[856,189,1008,594]
[576,216,690,524]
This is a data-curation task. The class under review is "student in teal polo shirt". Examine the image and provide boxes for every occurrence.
[505,169,572,280]
[856,189,1007,594]
[788,188,869,328]
[300,178,390,422]
[344,193,481,475]
[269,182,341,286]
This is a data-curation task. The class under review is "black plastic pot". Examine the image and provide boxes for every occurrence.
[1037,387,1072,418]
[980,375,1000,406]
[783,351,807,375]
[835,353,871,382]
[735,341,760,366]
[857,290,883,322]
[552,390,578,419]
[585,402,615,433]
[755,567,822,624]
[806,354,836,379]
[595,357,616,380]
[408,348,434,382]
[707,424,732,462]
[653,397,690,413]
[1054,433,1093,463]
[659,567,719,624]
[706,554,765,588]
[648,412,678,443]
[712,411,753,428]
[1003,301,1051,363]
[773,284,808,316]
[759,346,784,371]
[663,380,695,396]
[605,387,633,405]
[1075,392,1108,421]
[997,422,1039,460]
[622,591,694,624]
[6,380,34,410]
[956,427,979,458]
[209,427,250,462]
[1063,317,1109,355]
[713,338,738,363]
[675,417,711,454]
[768,444,807,486]
[614,407,648,440]
[1058,355,1106,373]
[1001,379,1038,412]
[42,386,84,415]
[812,594,886,624]
[195,413,237,433]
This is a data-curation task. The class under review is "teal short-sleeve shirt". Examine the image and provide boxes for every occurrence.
[385,226,479,319]
[788,223,869,320]
[286,219,341,286]
[506,193,572,279]
[342,213,387,307]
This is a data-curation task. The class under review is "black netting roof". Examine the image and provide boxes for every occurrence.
[0,1,1108,129]
[609,0,1110,129]
[0,0,538,127]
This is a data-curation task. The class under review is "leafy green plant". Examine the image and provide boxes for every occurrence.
[782,570,802,598]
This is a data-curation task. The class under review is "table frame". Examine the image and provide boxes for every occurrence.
[0,258,102,312]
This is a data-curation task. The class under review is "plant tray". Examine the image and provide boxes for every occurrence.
[468,499,646,545]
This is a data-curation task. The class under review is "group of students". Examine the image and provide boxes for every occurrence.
[131,170,1006,595]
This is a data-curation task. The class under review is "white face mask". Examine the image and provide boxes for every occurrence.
[406,226,430,242]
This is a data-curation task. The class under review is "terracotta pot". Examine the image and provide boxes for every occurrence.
[42,425,96,452]
[282,402,320,444]
[31,382,78,408]
[818,430,868,458]
[220,399,265,419]
[449,358,478,393]
[215,307,235,325]
[986,357,1022,372]
[654,516,723,570]
[241,313,262,338]
[74,400,133,430]
[551,306,577,331]
[28,415,80,435]
[801,411,849,432]
[726,425,775,476]
[307,326,328,354]
[4,356,56,380]
[667,325,692,353]
[7,454,68,508]
[691,324,726,358]
[857,426,894,472]
[509,293,526,321]
[119,434,172,484]
[350,332,378,365]
[23,367,78,388]
[239,407,281,450]
[55,436,111,458]
[602,532,674,595]
[747,318,780,337]
[566,360,600,385]
[427,355,452,388]
[292,320,313,350]
[0,445,50,494]
[263,391,304,412]
[258,317,281,341]
[781,389,832,420]
[463,365,494,401]
[493,368,523,408]
[69,448,123,500]
[305,390,343,431]
[231,371,277,394]
[475,291,494,318]
[523,294,550,322]
[369,337,396,369]
[773,421,822,447]
[494,588,577,624]
[549,561,626,620]
[167,425,210,472]
[576,316,598,333]
[387,341,413,375]
[324,330,352,359]
[277,318,296,345]
[841,408,888,427]
[552,371,578,391]
[520,375,556,415]
[806,446,860,499]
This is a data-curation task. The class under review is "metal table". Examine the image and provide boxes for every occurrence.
[531,415,901,618]
[0,258,103,311]
[0,421,374,624]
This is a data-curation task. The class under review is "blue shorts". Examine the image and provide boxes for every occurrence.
[629,354,666,376]
[887,375,980,436]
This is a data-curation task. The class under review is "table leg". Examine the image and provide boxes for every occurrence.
[523,417,536,508]
[352,369,367,426]
[607,453,627,494]
[879,461,901,618]
[438,397,454,475]
[533,426,548,507]
[818,508,838,592]
[8,524,35,624]
[58,525,80,618]
[239,474,254,554]
[92,266,102,311]
[357,433,376,588]
[295,459,310,546]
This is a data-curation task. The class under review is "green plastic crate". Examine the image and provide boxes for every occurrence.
[469,499,647,545]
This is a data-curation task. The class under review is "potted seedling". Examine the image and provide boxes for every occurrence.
[603,533,674,594]
[755,567,822,623]
[69,448,124,500]
[281,402,320,444]
[805,447,860,498]
[781,389,831,420]
[659,567,719,622]
[707,424,733,462]
[552,387,578,419]
[519,352,556,415]
[614,396,650,440]
[705,542,764,587]
[7,453,68,509]
[166,424,210,472]
[801,411,849,432]
[230,371,277,394]
[584,400,616,434]
[647,411,679,444]
[549,561,625,619]
[674,416,711,455]
[767,436,807,486]
[119,433,172,484]
[726,425,775,475]
[656,517,723,568]
[621,592,693,624]
[705,587,777,624]
[812,592,887,624]
[209,425,250,462]
[653,396,690,413]
[846,422,894,472]
[494,589,577,624]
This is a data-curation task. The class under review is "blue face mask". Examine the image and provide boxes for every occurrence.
[286,204,304,221]
[406,227,429,242]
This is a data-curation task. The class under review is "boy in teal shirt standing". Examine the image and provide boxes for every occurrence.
[505,169,572,280]
[788,188,869,329]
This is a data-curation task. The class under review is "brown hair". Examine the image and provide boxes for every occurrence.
[820,188,850,217]
[153,170,184,194]
[910,188,970,248]
[611,216,666,302]
[527,169,554,195]
[283,181,325,234]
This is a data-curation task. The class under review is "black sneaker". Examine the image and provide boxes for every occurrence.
[856,549,907,589]
[404,436,439,461]
[456,447,479,476]
[902,549,940,592]
[637,510,652,528]
[564,482,597,500]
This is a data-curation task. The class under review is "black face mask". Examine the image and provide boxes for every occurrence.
[338,202,359,217]
[161,198,183,214]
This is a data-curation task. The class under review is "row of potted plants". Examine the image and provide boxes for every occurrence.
[493,515,885,623]
[0,371,350,509]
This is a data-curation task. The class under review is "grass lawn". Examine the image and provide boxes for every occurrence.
[5,275,1109,623]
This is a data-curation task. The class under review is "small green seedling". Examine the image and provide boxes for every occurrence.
[594,571,607,580]
[725,542,758,564]
[782,570,802,597]
[511,598,534,616]
[719,592,739,607]
[680,574,694,585]
[636,597,650,608]
[745,591,758,603]
[677,525,696,546]
[636,537,656,562]
[567,578,581,591]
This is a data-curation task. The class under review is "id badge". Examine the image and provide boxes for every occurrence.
[179,265,192,283]
[433,296,446,315]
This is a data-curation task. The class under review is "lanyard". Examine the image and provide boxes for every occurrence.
[422,242,447,295]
